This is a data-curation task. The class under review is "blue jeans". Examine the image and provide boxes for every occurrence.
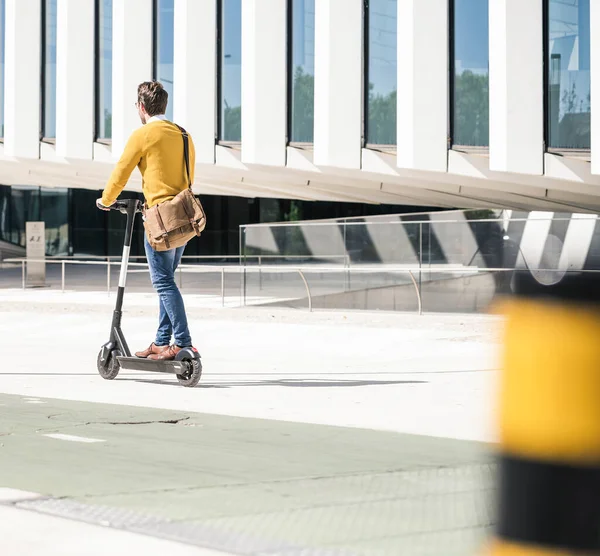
[144,235,192,348]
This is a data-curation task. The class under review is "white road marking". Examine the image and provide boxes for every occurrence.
[25,401,46,404]
[0,488,43,502]
[43,434,105,444]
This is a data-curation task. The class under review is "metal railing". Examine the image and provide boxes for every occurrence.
[6,256,596,315]
[2,257,424,313]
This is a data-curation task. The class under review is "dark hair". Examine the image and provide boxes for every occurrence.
[137,80,168,116]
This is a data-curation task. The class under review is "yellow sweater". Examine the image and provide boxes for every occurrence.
[101,120,196,208]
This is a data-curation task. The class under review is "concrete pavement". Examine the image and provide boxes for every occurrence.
[0,289,502,554]
[0,503,228,556]
[0,393,494,555]
[0,289,500,441]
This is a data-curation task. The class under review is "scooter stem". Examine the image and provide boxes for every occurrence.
[108,199,140,357]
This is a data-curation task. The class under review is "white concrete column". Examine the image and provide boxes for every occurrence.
[591,1,600,174]
[112,0,152,156]
[396,0,448,172]
[173,0,216,165]
[4,0,41,158]
[241,0,287,166]
[56,0,94,159]
[314,0,362,169]
[489,0,544,175]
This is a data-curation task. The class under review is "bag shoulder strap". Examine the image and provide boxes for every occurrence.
[175,124,191,189]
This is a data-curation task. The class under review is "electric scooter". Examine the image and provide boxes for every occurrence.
[96,198,202,387]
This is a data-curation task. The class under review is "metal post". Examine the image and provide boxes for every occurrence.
[490,271,600,554]
[239,226,244,307]
[343,223,348,292]
[61,260,65,293]
[408,271,422,315]
[346,254,351,291]
[221,268,225,307]
[419,222,423,297]
[21,260,25,289]
[298,269,312,312]
[258,255,262,291]
[243,265,247,306]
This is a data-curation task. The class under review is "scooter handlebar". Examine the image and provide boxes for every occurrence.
[98,199,141,214]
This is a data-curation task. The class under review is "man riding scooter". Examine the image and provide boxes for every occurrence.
[96,80,198,362]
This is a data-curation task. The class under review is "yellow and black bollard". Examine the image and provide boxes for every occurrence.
[491,272,600,555]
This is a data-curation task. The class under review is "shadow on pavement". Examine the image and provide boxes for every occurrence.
[119,378,427,388]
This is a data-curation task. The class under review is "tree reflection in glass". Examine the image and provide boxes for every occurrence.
[220,0,242,142]
[547,0,590,149]
[452,0,489,147]
[290,0,315,143]
[366,0,397,146]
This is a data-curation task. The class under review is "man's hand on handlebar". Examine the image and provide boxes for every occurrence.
[96,198,112,211]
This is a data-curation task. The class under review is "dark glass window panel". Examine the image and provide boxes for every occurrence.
[0,185,9,241]
[290,0,315,143]
[366,0,397,146]
[10,186,41,247]
[219,0,242,141]
[452,0,489,147]
[43,0,57,138]
[41,188,69,255]
[106,191,144,257]
[71,189,106,257]
[97,0,112,139]
[154,0,174,121]
[547,0,590,149]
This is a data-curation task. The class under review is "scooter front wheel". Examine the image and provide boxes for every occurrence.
[176,358,202,388]
[97,349,121,380]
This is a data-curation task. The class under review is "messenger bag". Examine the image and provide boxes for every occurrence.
[142,125,206,252]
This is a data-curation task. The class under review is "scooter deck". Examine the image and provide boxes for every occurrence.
[117,356,185,375]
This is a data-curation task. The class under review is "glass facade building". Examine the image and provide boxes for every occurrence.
[365,0,397,146]
[154,0,174,122]
[547,0,590,150]
[289,0,315,143]
[219,0,242,142]
[452,0,489,147]
[96,0,112,140]
[0,185,424,258]
[42,0,57,139]
[0,0,598,263]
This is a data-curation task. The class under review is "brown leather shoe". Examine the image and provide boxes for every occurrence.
[148,345,183,361]
[135,343,170,359]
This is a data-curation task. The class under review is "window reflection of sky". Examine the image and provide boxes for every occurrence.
[549,0,589,115]
[44,0,57,138]
[368,0,396,97]
[548,0,590,148]
[367,0,396,145]
[290,0,315,143]
[454,0,488,77]
[97,0,112,139]
[155,0,174,121]
[452,0,489,147]
[222,0,241,109]
[291,0,314,76]
[220,0,241,141]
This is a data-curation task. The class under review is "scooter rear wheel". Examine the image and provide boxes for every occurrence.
[97,350,121,380]
[176,359,202,388]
